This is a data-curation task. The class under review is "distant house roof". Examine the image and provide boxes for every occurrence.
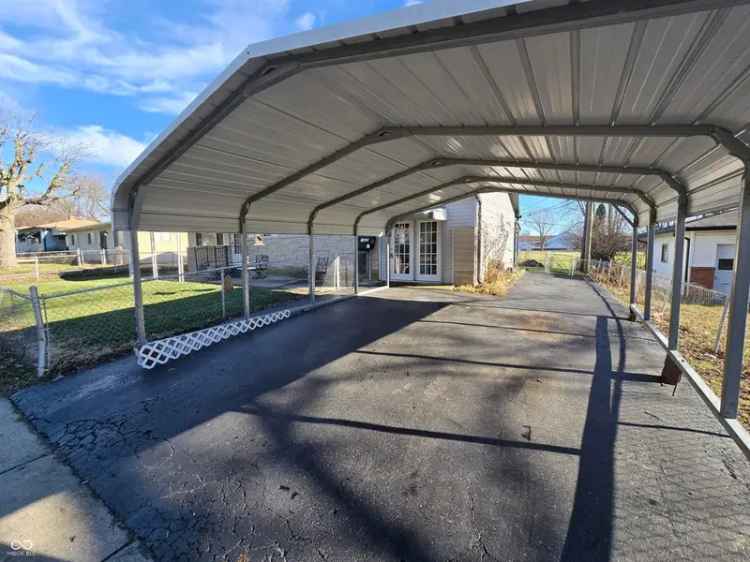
[17,218,102,233]
[63,222,111,233]
[638,210,737,241]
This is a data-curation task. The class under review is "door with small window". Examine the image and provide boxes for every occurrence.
[714,244,735,294]
[416,220,440,282]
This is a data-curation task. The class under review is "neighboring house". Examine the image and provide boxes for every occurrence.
[379,192,517,285]
[647,210,737,293]
[15,218,100,253]
[65,222,189,266]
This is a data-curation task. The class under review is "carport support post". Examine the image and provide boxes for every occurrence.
[129,228,146,347]
[308,230,315,304]
[644,208,656,321]
[581,202,593,273]
[668,196,688,350]
[385,229,391,287]
[720,172,750,418]
[240,228,250,319]
[629,216,639,317]
[353,226,359,294]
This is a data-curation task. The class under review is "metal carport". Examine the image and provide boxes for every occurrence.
[112,0,750,426]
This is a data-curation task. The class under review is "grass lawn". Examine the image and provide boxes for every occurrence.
[1,273,301,394]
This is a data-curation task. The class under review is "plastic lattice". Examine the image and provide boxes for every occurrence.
[136,309,292,369]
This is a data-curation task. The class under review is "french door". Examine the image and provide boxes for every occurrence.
[416,220,440,282]
[391,222,412,281]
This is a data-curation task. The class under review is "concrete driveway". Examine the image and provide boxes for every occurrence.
[12,273,750,561]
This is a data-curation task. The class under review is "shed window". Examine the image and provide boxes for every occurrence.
[718,258,734,271]
[216,233,224,246]
[70,234,76,245]
[87,232,93,245]
[660,243,669,263]
[195,233,203,246]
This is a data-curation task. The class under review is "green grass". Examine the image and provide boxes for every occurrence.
[1,273,301,392]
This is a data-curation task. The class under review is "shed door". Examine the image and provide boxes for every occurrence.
[714,244,735,294]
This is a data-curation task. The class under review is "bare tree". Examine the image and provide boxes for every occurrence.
[0,118,79,266]
[69,175,109,219]
[591,203,630,259]
[527,210,557,250]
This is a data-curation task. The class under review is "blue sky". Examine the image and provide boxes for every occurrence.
[0,0,575,230]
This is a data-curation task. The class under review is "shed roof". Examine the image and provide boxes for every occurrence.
[112,0,750,236]
[17,218,102,232]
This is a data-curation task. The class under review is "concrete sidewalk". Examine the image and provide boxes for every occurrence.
[0,399,150,562]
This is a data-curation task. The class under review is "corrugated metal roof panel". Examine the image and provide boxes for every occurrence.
[113,0,750,236]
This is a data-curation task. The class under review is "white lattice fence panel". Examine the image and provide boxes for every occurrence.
[136,309,292,369]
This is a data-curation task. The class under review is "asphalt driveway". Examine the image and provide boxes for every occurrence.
[12,273,750,561]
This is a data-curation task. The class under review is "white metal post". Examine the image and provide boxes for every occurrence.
[33,257,39,281]
[386,230,391,288]
[644,209,656,321]
[129,229,147,346]
[76,248,83,266]
[177,234,184,283]
[668,197,688,350]
[353,232,359,294]
[29,286,47,377]
[100,249,106,266]
[308,232,315,304]
[334,256,340,290]
[721,172,750,418]
[240,229,250,319]
[150,232,159,280]
[629,218,639,313]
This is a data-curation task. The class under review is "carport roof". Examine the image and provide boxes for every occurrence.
[112,0,750,236]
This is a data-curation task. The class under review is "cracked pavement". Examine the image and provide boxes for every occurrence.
[11,274,750,561]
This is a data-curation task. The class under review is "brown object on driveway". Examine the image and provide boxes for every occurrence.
[661,354,682,395]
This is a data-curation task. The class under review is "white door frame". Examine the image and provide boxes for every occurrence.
[416,220,441,282]
[391,222,413,281]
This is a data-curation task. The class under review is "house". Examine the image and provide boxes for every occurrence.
[378,193,517,285]
[65,222,189,266]
[648,210,737,293]
[188,193,518,285]
[15,218,100,253]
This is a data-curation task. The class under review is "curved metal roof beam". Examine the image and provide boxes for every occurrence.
[237,123,750,229]
[382,186,638,233]
[306,157,665,233]
[354,175,648,233]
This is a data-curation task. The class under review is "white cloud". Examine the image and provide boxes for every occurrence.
[0,0,293,113]
[139,91,199,116]
[295,12,316,31]
[404,0,423,6]
[59,125,147,168]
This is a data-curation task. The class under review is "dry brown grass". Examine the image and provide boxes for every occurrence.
[454,263,525,297]
[599,278,750,429]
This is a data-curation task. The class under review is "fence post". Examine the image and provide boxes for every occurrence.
[129,229,147,346]
[100,248,106,265]
[33,257,39,281]
[150,232,159,280]
[335,255,340,290]
[29,286,47,377]
[221,273,227,319]
[76,248,83,266]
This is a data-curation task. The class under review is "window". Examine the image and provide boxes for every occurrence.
[87,232,93,245]
[70,234,76,246]
[233,234,241,255]
[660,243,669,263]
[195,233,203,246]
[718,258,734,271]
[216,233,224,246]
